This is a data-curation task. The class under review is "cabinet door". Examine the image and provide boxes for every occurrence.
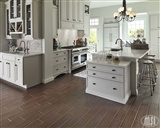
[0,59,2,78]
[150,15,160,29]
[3,60,14,82]
[84,14,90,37]
[60,0,68,21]
[9,0,15,20]
[14,63,23,85]
[72,0,78,22]
[25,2,31,36]
[77,0,84,23]
[53,7,58,37]
[150,30,160,59]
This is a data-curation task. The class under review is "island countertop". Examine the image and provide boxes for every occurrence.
[93,47,149,59]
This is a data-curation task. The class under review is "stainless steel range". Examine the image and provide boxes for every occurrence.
[61,46,89,72]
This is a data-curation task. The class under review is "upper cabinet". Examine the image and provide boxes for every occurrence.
[9,0,25,21]
[25,0,42,39]
[60,0,85,30]
[150,14,160,30]
[5,0,42,39]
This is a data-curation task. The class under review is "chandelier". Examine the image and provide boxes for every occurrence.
[113,0,136,22]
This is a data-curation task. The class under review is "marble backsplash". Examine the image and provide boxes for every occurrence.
[16,39,42,53]
[57,29,85,46]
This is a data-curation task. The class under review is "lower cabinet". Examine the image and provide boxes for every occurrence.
[53,50,69,78]
[86,60,131,104]
[0,58,3,79]
[0,53,42,89]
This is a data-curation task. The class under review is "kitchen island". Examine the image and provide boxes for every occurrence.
[91,47,149,96]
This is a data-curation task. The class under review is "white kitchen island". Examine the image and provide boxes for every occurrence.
[91,47,149,96]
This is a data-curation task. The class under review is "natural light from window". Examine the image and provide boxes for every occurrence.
[90,18,99,26]
[128,20,145,38]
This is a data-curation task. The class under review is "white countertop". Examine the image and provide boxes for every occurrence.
[1,51,43,57]
[87,59,131,68]
[93,47,149,59]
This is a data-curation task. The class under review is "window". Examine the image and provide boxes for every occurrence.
[90,18,99,26]
[128,19,145,38]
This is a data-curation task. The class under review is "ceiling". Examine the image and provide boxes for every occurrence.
[90,0,158,8]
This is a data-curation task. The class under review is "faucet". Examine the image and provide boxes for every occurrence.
[19,40,27,53]
[115,38,123,50]
[26,41,30,53]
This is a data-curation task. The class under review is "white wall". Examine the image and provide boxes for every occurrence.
[90,1,160,51]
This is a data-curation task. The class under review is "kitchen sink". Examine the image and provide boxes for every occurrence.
[110,48,121,51]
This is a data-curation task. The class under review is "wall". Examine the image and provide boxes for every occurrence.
[0,2,8,52]
[90,1,160,51]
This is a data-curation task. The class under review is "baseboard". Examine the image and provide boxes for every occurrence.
[42,76,54,84]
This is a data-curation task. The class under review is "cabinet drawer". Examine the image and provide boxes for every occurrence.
[53,51,67,57]
[87,70,123,83]
[53,62,68,75]
[15,57,23,63]
[87,76,124,98]
[53,55,68,65]
[0,53,2,59]
[87,63,124,75]
[2,54,15,61]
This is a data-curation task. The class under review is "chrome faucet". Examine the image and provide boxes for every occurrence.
[115,38,123,50]
[26,41,30,53]
[19,40,27,53]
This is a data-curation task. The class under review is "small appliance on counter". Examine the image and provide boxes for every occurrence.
[53,38,58,50]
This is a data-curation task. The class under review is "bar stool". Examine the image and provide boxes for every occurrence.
[143,55,158,80]
[138,60,156,96]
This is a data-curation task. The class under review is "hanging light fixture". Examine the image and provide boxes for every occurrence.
[113,0,136,22]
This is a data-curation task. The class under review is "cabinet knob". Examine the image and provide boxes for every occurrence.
[112,69,116,71]
[56,53,58,55]
[112,77,116,79]
[64,58,66,60]
[67,19,69,21]
[93,66,96,68]
[93,83,96,85]
[64,66,66,68]
[113,88,117,90]
[56,60,58,62]
[15,64,17,66]
[93,73,96,75]
[56,69,58,71]
[0,61,1,62]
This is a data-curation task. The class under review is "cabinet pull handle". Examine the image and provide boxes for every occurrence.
[67,18,69,20]
[112,77,116,79]
[64,58,66,60]
[0,61,1,62]
[18,59,20,60]
[93,66,96,68]
[64,66,66,68]
[113,88,117,90]
[15,64,17,66]
[93,83,96,85]
[56,60,58,62]
[112,69,116,71]
[93,73,96,75]
[56,69,58,71]
[56,53,58,55]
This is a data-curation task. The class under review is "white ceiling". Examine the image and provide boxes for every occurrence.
[90,0,158,8]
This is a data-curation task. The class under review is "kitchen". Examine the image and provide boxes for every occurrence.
[0,0,160,127]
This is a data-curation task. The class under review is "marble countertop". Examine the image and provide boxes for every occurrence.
[1,51,43,57]
[93,47,149,59]
[87,59,131,68]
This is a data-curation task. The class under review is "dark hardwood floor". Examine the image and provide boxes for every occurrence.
[0,65,160,128]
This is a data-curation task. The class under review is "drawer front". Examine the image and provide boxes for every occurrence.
[53,55,68,65]
[53,51,67,57]
[87,76,124,98]
[87,70,123,83]
[87,63,124,75]
[0,53,2,59]
[53,62,68,75]
[2,54,15,61]
[15,57,23,63]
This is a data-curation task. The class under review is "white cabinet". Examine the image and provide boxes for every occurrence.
[53,50,69,78]
[149,14,160,60]
[60,0,84,30]
[86,60,131,104]
[8,0,25,34]
[53,6,58,37]
[84,14,90,37]
[150,14,160,29]
[2,60,15,83]
[0,58,2,79]
[25,0,42,39]
[0,53,42,89]
[9,0,25,21]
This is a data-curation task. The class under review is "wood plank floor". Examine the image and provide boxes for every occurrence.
[0,64,160,128]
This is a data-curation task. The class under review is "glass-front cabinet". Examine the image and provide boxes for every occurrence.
[9,0,25,21]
